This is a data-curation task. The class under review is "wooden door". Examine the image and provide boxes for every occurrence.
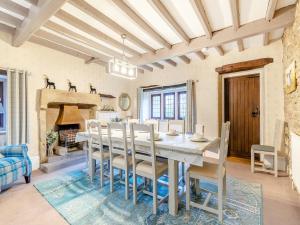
[224,75,260,158]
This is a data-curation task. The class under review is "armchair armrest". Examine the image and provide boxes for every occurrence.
[0,144,29,158]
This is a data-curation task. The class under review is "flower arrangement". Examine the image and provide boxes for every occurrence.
[46,130,58,156]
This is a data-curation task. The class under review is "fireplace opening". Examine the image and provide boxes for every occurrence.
[57,124,80,148]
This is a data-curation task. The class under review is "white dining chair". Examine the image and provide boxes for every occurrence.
[130,123,168,214]
[128,118,139,124]
[108,122,132,200]
[251,119,286,177]
[144,119,159,132]
[87,120,110,188]
[159,120,169,133]
[169,120,185,133]
[185,121,230,222]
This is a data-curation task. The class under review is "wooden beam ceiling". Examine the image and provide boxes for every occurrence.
[0,23,15,34]
[149,0,190,43]
[215,46,224,56]
[0,0,29,17]
[263,32,269,46]
[131,6,295,65]
[237,39,244,52]
[55,10,140,56]
[179,55,191,64]
[264,0,278,47]
[165,59,177,67]
[195,51,205,60]
[0,11,22,27]
[112,0,171,49]
[13,0,67,47]
[190,0,212,38]
[141,65,153,72]
[69,0,155,52]
[152,62,164,69]
[229,0,244,51]
[26,0,39,6]
[85,57,98,64]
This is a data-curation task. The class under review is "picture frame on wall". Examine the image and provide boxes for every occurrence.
[285,60,297,94]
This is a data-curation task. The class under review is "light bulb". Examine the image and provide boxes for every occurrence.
[121,66,127,74]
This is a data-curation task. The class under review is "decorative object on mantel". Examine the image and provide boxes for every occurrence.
[67,79,77,92]
[99,93,116,98]
[46,130,58,156]
[44,75,56,89]
[111,117,122,122]
[101,104,115,111]
[119,93,131,111]
[285,60,297,94]
[108,34,137,80]
[90,84,97,94]
[215,58,273,74]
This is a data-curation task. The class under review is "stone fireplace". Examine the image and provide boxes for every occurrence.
[38,89,101,164]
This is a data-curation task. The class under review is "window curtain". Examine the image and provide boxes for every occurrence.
[136,87,143,121]
[186,80,196,133]
[6,69,29,145]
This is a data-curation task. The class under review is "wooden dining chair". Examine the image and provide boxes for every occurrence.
[108,122,132,200]
[169,120,185,133]
[87,120,110,188]
[144,119,159,132]
[130,123,168,214]
[159,120,169,133]
[185,121,230,222]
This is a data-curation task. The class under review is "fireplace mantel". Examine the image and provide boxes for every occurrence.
[38,89,101,164]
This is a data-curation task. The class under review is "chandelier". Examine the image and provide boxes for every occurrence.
[108,34,137,80]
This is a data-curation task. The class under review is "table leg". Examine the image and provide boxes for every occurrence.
[168,159,179,216]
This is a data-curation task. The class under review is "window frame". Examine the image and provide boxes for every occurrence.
[163,92,175,120]
[177,91,187,120]
[0,74,7,132]
[150,94,161,119]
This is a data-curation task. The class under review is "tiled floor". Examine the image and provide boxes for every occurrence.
[0,159,299,225]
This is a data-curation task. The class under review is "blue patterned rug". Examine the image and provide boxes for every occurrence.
[34,170,262,225]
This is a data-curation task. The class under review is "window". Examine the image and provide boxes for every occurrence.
[151,94,161,119]
[178,91,187,120]
[164,93,175,119]
[0,73,7,131]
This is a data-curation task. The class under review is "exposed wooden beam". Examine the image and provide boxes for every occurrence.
[237,39,244,51]
[141,65,153,72]
[216,58,273,74]
[55,10,140,56]
[85,57,99,64]
[266,0,278,21]
[179,55,191,64]
[69,0,155,52]
[215,46,224,56]
[0,11,22,27]
[35,29,110,62]
[229,0,239,30]
[165,59,177,67]
[112,0,171,49]
[152,62,164,69]
[149,0,190,43]
[0,23,15,34]
[132,6,295,65]
[0,0,29,17]
[44,21,124,59]
[138,68,145,74]
[13,0,67,47]
[190,0,212,38]
[25,0,39,6]
[263,32,269,46]
[195,51,205,60]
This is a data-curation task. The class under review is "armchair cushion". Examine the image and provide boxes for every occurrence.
[0,153,4,158]
[0,157,24,175]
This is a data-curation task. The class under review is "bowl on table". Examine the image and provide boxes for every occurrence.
[166,129,179,136]
[190,133,208,142]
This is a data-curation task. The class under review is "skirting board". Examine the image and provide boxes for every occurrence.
[290,132,300,193]
[29,155,40,171]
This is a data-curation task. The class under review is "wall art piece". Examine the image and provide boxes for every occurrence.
[285,60,297,94]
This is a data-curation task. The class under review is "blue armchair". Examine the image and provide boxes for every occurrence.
[0,144,32,192]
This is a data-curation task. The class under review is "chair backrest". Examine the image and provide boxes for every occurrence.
[107,122,128,160]
[169,120,185,133]
[87,120,103,151]
[273,119,285,152]
[130,123,156,174]
[195,124,205,135]
[144,119,159,132]
[159,120,169,133]
[128,119,139,124]
[219,121,230,170]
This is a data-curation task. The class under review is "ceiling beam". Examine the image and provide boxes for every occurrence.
[266,0,278,21]
[237,39,244,51]
[0,11,22,27]
[131,6,295,65]
[195,51,205,60]
[85,57,99,64]
[263,32,269,46]
[55,10,140,56]
[152,62,164,69]
[69,0,155,52]
[190,0,212,38]
[215,46,224,56]
[138,68,145,74]
[13,0,67,47]
[44,21,124,59]
[148,0,190,43]
[0,23,15,34]
[141,65,153,72]
[112,0,171,49]
[165,59,177,67]
[229,0,239,30]
[179,55,191,64]
[0,0,29,17]
[26,0,39,6]
[35,29,111,62]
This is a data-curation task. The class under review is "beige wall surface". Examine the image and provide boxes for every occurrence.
[0,33,132,169]
[130,40,285,146]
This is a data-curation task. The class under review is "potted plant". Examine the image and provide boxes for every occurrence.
[46,130,58,156]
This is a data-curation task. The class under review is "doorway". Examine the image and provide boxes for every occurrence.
[224,74,260,158]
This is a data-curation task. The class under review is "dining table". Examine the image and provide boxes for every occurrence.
[75,129,219,216]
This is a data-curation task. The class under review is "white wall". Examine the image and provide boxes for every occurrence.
[0,32,132,170]
[130,40,285,145]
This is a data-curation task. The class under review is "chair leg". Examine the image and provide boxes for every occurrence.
[110,165,114,193]
[195,178,200,196]
[251,148,254,173]
[274,154,278,177]
[185,171,190,211]
[133,172,137,205]
[181,162,185,183]
[223,174,227,196]
[218,182,223,222]
[89,159,96,181]
[100,159,104,188]
[125,168,129,200]
[24,175,30,184]
[153,179,158,215]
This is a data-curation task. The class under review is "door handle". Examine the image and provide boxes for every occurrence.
[251,107,260,117]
